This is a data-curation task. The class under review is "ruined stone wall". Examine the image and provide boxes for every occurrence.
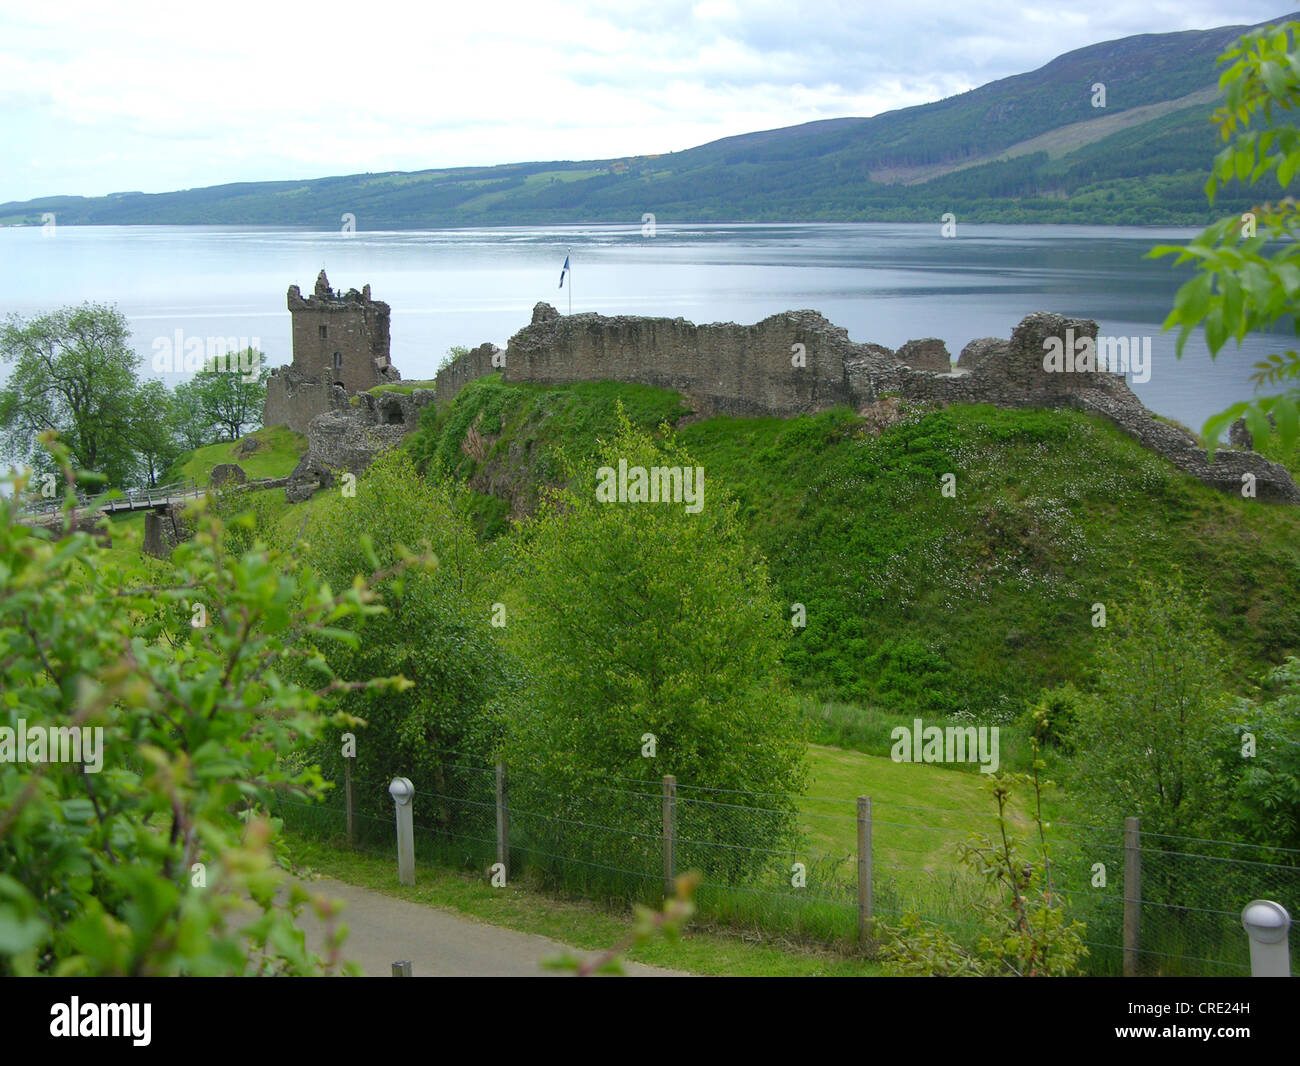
[284,388,434,502]
[264,366,333,435]
[434,342,500,407]
[423,303,1300,506]
[847,312,1300,504]
[492,302,858,417]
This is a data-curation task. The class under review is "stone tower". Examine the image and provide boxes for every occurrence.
[286,270,394,392]
[264,272,400,434]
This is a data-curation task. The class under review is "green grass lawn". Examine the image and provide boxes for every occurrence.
[166,425,307,484]
[796,743,1066,929]
[801,743,1039,869]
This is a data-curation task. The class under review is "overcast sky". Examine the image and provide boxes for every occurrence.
[1,1,1293,203]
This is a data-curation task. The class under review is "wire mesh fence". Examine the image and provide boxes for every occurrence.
[267,753,1300,976]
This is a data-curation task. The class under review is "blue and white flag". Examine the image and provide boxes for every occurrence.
[559,254,570,289]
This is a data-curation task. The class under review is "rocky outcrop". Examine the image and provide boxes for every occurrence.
[284,388,435,502]
[209,463,246,487]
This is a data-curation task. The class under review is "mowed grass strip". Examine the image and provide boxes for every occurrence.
[799,744,1039,889]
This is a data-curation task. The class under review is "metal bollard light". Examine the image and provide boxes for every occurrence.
[391,960,412,977]
[389,777,415,886]
[1241,899,1291,977]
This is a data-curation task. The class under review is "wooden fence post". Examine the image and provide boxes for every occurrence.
[344,753,355,846]
[663,775,677,898]
[496,761,509,876]
[857,796,873,944]
[1124,816,1141,977]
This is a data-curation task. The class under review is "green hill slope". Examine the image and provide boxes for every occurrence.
[406,378,1300,719]
[164,425,307,485]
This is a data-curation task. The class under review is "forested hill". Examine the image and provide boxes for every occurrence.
[3,14,1296,228]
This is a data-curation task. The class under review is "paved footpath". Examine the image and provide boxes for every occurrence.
[288,876,688,977]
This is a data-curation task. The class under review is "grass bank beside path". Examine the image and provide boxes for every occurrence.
[285,835,883,977]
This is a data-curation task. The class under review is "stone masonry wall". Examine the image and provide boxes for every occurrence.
[434,342,500,407]
[264,366,332,435]
[284,387,435,502]
[846,312,1300,504]
[491,302,860,417]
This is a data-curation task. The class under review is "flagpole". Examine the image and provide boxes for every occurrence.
[568,246,572,316]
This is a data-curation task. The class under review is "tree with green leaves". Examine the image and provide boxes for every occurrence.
[1150,19,1300,451]
[300,448,514,825]
[168,375,215,451]
[129,377,182,486]
[0,436,409,975]
[0,303,140,486]
[504,409,807,886]
[437,345,470,374]
[1071,579,1232,837]
[174,354,268,442]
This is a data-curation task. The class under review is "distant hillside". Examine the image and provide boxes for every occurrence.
[3,15,1297,227]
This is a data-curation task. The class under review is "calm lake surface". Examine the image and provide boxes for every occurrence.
[0,222,1290,433]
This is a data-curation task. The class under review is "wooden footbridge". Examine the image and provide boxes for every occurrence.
[14,480,206,522]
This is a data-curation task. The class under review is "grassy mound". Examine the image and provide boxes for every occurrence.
[165,425,307,484]
[407,377,1300,719]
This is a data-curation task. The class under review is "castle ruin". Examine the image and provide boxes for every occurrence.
[262,271,400,434]
[270,293,1300,506]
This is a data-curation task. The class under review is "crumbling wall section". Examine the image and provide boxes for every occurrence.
[283,388,435,502]
[490,302,859,416]
[264,366,333,435]
[434,343,500,407]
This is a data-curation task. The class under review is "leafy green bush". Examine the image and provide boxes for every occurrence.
[1220,657,1300,853]
[299,449,517,827]
[503,408,807,892]
[1071,578,1233,836]
[0,441,400,975]
[1020,683,1083,753]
